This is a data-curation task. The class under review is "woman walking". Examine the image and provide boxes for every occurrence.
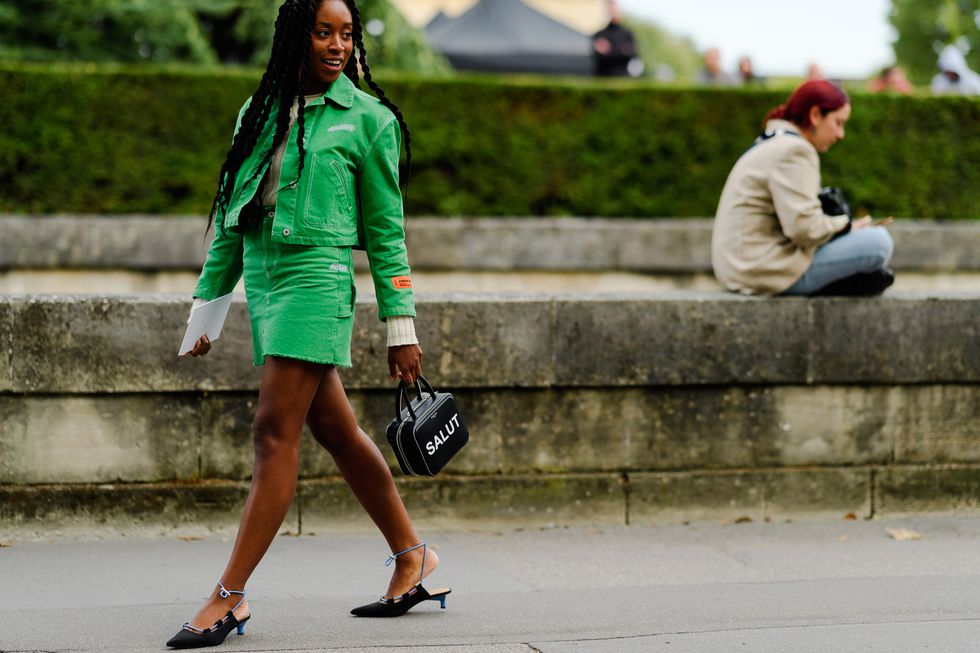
[168,0,447,647]
[712,80,894,296]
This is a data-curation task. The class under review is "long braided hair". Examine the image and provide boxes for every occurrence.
[207,0,412,233]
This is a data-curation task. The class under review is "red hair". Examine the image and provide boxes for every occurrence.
[764,80,850,128]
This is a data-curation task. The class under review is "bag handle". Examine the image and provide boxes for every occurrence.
[393,375,437,422]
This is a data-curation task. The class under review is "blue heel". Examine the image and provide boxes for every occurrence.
[166,580,250,648]
[350,541,452,617]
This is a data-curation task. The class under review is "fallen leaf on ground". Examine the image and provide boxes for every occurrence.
[177,535,203,542]
[843,513,857,521]
[734,516,753,524]
[0,541,12,547]
[837,535,849,542]
[886,527,922,541]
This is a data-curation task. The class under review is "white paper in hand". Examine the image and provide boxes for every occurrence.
[179,293,234,356]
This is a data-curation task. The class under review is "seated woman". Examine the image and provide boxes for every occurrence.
[711,80,894,296]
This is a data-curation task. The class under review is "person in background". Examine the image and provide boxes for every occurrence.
[737,56,763,86]
[592,0,639,77]
[698,47,739,86]
[806,62,825,81]
[712,80,894,297]
[869,65,912,94]
[931,45,980,96]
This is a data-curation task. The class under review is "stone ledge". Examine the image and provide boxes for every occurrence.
[876,466,980,513]
[3,465,977,533]
[2,216,979,272]
[627,467,872,524]
[2,293,978,393]
[3,386,977,485]
[0,480,300,533]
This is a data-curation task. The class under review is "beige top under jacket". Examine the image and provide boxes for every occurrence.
[711,119,850,295]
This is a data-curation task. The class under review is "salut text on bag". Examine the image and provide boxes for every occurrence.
[425,412,462,456]
[386,377,469,477]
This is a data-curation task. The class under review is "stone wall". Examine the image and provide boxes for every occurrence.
[3,216,980,273]
[2,293,978,532]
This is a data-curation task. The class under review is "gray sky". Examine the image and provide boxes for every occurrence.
[617,0,895,79]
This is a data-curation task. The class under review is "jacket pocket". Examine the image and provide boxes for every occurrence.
[304,154,355,229]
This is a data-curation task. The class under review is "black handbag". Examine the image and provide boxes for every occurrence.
[819,186,853,240]
[818,186,852,218]
[386,376,469,476]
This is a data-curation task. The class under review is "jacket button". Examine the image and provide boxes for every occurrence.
[289,182,297,189]
[282,228,291,237]
[266,210,274,218]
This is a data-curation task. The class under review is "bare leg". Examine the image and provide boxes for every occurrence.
[185,357,325,630]
[306,367,438,598]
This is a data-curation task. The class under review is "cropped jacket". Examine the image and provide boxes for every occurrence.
[194,74,415,320]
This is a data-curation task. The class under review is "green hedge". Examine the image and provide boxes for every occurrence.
[1,63,978,218]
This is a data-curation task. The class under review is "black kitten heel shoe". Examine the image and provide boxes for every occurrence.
[351,541,451,618]
[166,580,250,649]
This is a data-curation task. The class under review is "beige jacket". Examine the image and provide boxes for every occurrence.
[711,119,850,295]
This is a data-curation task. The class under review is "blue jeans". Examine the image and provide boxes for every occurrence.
[783,227,894,295]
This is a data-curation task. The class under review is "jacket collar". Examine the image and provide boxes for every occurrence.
[764,119,801,136]
[304,73,356,110]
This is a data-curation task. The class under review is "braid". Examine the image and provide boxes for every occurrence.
[346,0,413,185]
[207,0,315,233]
[207,0,413,233]
[343,53,361,89]
[292,3,317,186]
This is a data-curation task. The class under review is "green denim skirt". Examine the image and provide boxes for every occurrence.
[242,212,356,367]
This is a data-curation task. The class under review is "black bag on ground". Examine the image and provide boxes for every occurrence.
[386,376,468,476]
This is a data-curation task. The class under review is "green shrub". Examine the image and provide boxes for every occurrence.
[1,63,977,218]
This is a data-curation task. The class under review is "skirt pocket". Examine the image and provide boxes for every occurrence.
[334,269,354,317]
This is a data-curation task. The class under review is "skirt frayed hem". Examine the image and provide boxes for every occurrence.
[254,353,353,368]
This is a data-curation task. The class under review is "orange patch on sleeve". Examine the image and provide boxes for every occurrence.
[391,276,413,289]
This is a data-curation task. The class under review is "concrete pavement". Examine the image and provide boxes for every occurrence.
[1,514,979,652]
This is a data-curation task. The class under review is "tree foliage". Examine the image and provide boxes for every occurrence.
[623,16,701,82]
[0,0,448,72]
[622,15,701,83]
[890,0,980,84]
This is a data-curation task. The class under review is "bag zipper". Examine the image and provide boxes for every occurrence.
[395,420,417,476]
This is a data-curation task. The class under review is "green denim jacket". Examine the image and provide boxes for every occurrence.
[193,74,415,321]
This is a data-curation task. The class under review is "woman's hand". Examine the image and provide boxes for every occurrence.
[850,216,874,231]
[389,344,423,385]
[185,334,212,357]
[180,298,211,358]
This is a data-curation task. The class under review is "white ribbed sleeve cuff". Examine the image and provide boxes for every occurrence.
[386,316,419,347]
